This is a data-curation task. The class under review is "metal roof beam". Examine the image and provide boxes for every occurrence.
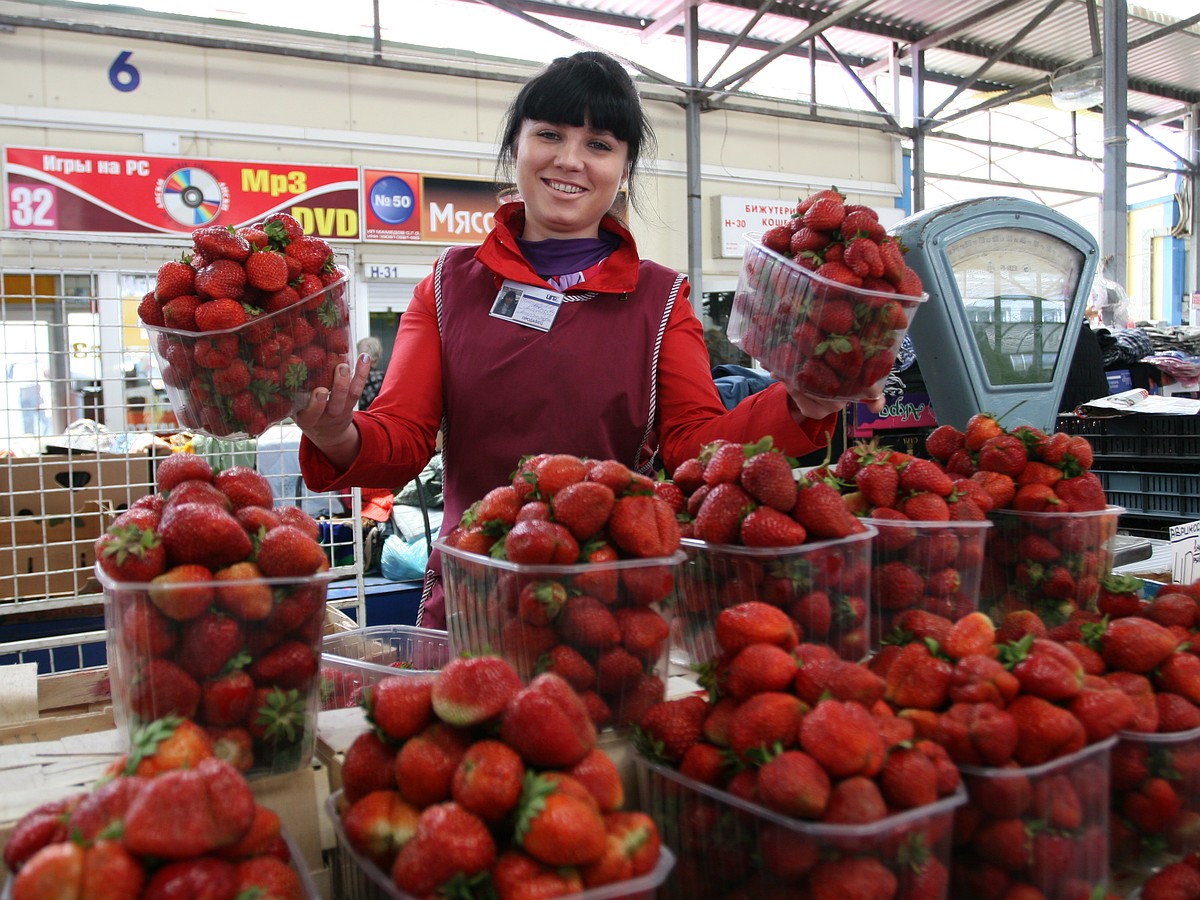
[925,0,1068,121]
[707,0,880,98]
[816,33,901,131]
[698,0,774,86]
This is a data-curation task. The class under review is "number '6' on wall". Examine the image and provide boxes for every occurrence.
[109,51,140,92]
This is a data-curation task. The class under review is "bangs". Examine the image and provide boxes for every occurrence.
[513,63,641,144]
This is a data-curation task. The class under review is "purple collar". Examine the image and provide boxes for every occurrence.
[515,232,619,280]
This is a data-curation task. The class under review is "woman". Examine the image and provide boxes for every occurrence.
[296,51,879,628]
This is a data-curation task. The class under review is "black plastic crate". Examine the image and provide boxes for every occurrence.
[1095,469,1200,519]
[1056,414,1200,463]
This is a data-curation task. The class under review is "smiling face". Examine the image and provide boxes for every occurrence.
[513,119,630,241]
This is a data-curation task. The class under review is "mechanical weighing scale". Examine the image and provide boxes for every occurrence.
[891,196,1100,435]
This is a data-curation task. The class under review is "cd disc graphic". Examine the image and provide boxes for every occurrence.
[161,167,223,226]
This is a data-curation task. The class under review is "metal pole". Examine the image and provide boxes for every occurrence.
[1102,0,1128,290]
[684,0,704,306]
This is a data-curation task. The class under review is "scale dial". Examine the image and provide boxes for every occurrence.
[944,227,1087,387]
[890,196,1099,432]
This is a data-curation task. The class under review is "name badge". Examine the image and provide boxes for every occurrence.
[490,280,563,332]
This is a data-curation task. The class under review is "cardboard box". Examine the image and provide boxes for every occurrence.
[0,452,153,519]
[0,511,102,601]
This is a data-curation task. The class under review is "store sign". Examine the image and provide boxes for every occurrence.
[4,147,360,238]
[1169,520,1200,586]
[362,170,500,244]
[716,196,800,258]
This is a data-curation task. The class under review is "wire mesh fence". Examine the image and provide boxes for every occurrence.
[0,232,366,670]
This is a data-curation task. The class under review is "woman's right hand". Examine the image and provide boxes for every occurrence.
[293,353,372,466]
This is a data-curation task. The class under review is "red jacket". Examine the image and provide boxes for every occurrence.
[300,202,834,496]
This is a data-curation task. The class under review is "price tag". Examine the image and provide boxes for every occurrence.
[1169,519,1200,586]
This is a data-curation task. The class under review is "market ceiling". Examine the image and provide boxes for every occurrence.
[489,0,1200,132]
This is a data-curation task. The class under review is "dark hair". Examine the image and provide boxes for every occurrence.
[497,52,655,204]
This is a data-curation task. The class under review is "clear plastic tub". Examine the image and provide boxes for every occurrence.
[863,517,992,651]
[674,528,876,666]
[1110,724,1200,884]
[634,752,965,899]
[953,737,1116,898]
[981,504,1125,625]
[319,625,450,710]
[99,563,336,778]
[727,234,927,402]
[143,268,352,440]
[438,541,684,729]
[324,789,676,900]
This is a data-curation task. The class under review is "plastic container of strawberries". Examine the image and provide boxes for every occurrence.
[980,504,1125,625]
[324,789,676,900]
[727,234,927,402]
[0,826,320,900]
[319,625,450,710]
[862,517,993,651]
[98,564,337,779]
[674,528,876,667]
[953,737,1116,898]
[142,266,352,441]
[1110,724,1200,886]
[437,541,685,730]
[634,752,966,900]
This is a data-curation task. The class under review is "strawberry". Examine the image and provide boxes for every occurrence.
[799,698,886,779]
[880,744,940,809]
[123,757,255,858]
[739,505,807,547]
[739,442,798,511]
[566,747,625,813]
[557,594,620,649]
[341,730,398,804]
[130,658,201,722]
[724,642,799,699]
[95,524,167,583]
[390,801,498,897]
[194,258,247,301]
[753,749,831,820]
[451,739,526,823]
[809,855,897,899]
[213,465,274,510]
[791,479,864,539]
[366,674,435,742]
[606,493,680,558]
[1007,694,1086,766]
[823,774,888,824]
[503,519,580,564]
[999,635,1084,701]
[2,796,79,874]
[514,772,607,868]
[693,482,756,544]
[155,257,198,302]
[194,297,248,332]
[143,857,239,900]
[1101,616,1178,673]
[339,789,420,869]
[803,196,846,232]
[255,524,328,577]
[1069,682,1136,741]
[548,480,615,541]
[636,695,707,763]
[883,641,951,711]
[244,248,289,291]
[715,601,798,652]
[431,655,524,727]
[395,722,473,809]
[1141,860,1200,899]
[727,691,806,761]
[13,840,146,900]
[491,850,585,899]
[248,640,317,691]
[201,669,256,727]
[499,672,597,768]
[162,294,201,330]
[193,224,252,262]
[157,501,252,568]
[760,225,793,255]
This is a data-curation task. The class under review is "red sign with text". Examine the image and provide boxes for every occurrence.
[4,147,360,238]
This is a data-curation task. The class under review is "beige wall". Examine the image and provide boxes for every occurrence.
[0,22,902,300]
